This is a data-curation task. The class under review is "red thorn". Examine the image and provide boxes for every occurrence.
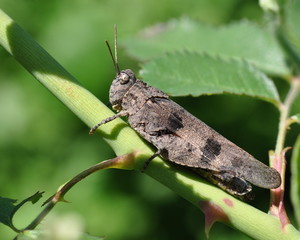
[199,200,229,237]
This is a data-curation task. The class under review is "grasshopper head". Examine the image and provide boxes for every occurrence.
[109,69,136,111]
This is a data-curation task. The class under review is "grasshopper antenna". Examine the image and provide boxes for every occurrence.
[105,24,120,75]
[114,24,120,73]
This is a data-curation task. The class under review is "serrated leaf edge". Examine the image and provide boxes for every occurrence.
[123,17,290,76]
[140,50,281,106]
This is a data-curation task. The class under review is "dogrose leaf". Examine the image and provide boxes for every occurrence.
[140,51,280,105]
[123,18,290,77]
[291,135,300,228]
[0,192,44,231]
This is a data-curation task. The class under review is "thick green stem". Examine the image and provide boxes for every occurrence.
[0,9,299,240]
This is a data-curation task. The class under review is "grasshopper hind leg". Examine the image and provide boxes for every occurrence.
[195,169,254,201]
[141,150,162,173]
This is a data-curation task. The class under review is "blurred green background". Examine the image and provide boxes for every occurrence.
[0,0,299,239]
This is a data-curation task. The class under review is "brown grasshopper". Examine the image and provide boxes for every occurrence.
[90,26,281,200]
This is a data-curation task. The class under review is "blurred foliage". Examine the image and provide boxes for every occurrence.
[123,18,289,76]
[283,0,300,65]
[0,0,299,239]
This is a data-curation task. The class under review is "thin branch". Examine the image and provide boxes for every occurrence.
[275,76,300,156]
[22,153,137,231]
[270,75,300,224]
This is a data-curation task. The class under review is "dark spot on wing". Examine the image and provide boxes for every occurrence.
[201,138,221,161]
[231,156,243,168]
[167,114,184,131]
[150,129,173,136]
[172,112,182,122]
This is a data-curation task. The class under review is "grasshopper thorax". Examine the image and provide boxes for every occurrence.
[109,69,136,111]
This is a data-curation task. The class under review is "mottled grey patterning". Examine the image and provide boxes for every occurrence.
[90,69,281,201]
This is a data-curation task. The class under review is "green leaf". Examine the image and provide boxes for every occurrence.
[140,51,280,105]
[0,197,17,227]
[123,18,290,77]
[291,135,300,228]
[0,192,44,231]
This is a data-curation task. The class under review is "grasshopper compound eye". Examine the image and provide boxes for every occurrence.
[119,72,130,84]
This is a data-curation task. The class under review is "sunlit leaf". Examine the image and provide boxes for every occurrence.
[291,114,300,124]
[259,0,279,12]
[123,18,290,76]
[15,231,105,240]
[15,230,41,240]
[140,51,280,105]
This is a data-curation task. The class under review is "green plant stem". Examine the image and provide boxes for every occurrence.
[23,153,137,231]
[269,76,299,224]
[274,76,300,178]
[0,9,300,240]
